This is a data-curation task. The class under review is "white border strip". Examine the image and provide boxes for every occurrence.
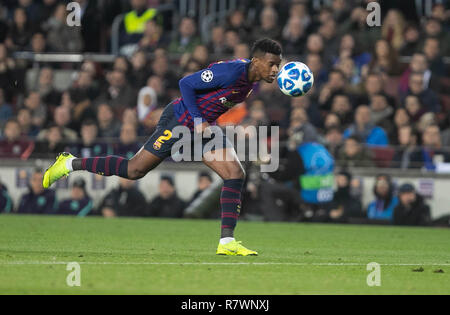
[1,261,449,266]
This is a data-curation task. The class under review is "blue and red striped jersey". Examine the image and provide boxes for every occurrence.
[174,59,256,130]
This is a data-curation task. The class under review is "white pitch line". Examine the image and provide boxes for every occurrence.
[0,261,449,266]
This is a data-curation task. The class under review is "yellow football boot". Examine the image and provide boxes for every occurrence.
[42,152,75,189]
[216,240,258,256]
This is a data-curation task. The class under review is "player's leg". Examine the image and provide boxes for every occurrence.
[202,148,257,256]
[71,147,163,180]
[42,147,164,188]
[43,103,179,189]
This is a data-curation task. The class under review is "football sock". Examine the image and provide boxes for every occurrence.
[219,237,235,245]
[72,156,129,178]
[220,179,244,238]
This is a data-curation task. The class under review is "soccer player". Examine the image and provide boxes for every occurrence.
[42,38,282,256]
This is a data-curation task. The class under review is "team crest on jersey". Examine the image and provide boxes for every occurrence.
[201,70,214,82]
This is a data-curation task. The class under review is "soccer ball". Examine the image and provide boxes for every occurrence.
[277,62,314,97]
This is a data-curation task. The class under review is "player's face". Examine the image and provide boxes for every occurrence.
[257,53,281,83]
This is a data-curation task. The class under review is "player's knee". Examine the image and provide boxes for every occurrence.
[127,165,148,180]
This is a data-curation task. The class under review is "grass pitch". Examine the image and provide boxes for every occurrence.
[0,215,449,295]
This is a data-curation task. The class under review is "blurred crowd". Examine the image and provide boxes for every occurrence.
[0,0,449,225]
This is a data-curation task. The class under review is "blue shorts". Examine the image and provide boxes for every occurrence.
[144,102,232,160]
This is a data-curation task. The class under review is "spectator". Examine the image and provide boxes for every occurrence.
[290,95,321,128]
[420,124,450,170]
[58,178,93,217]
[188,171,214,204]
[75,0,101,52]
[113,123,140,159]
[100,70,136,112]
[208,25,226,55]
[0,119,33,159]
[337,136,374,168]
[150,55,179,92]
[97,103,121,138]
[328,171,363,223]
[335,34,371,75]
[168,17,201,54]
[139,19,167,52]
[318,69,347,111]
[226,10,252,43]
[0,181,13,214]
[393,183,431,226]
[369,93,394,136]
[69,120,111,158]
[17,169,57,214]
[381,9,406,51]
[367,174,399,221]
[16,107,39,137]
[6,7,32,50]
[137,85,158,123]
[324,125,343,158]
[28,32,48,54]
[119,0,159,51]
[0,88,13,130]
[282,16,305,55]
[99,178,147,217]
[32,124,66,159]
[37,106,78,142]
[421,17,450,56]
[404,94,427,124]
[43,3,83,52]
[391,107,411,143]
[252,7,281,42]
[405,72,440,113]
[399,53,435,96]
[130,50,150,88]
[23,91,47,129]
[391,125,421,169]
[223,29,241,54]
[423,36,446,78]
[399,23,421,56]
[287,107,319,144]
[233,43,251,60]
[330,94,353,127]
[147,174,185,218]
[0,44,22,96]
[367,39,403,76]
[339,6,380,53]
[33,67,61,108]
[305,53,327,90]
[344,105,389,147]
[318,18,340,61]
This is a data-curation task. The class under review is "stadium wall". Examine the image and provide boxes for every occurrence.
[1,163,449,220]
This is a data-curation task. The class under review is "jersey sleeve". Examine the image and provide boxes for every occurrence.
[178,63,242,126]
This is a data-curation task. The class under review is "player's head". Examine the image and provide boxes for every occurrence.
[250,38,282,83]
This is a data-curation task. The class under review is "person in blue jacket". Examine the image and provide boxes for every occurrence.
[367,174,398,221]
[343,105,389,147]
[58,178,93,217]
[18,169,58,214]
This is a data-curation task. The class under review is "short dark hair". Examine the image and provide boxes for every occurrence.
[251,38,282,58]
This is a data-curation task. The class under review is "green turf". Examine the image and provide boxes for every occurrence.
[0,215,449,294]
